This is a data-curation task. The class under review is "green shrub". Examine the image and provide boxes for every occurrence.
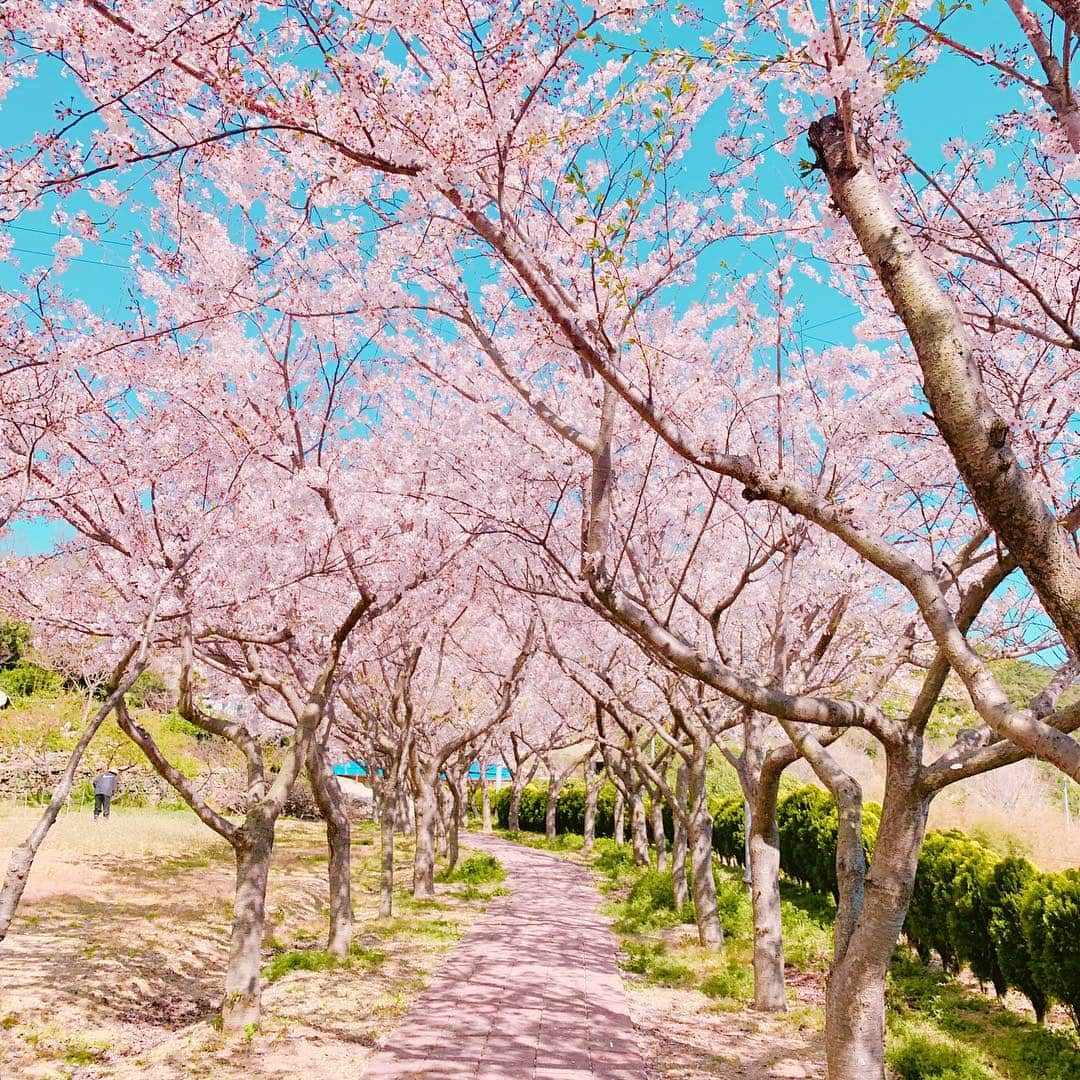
[887,1030,994,1080]
[701,963,754,1001]
[710,796,744,864]
[436,852,505,885]
[1022,869,1080,1029]
[986,856,1048,1022]
[627,869,677,912]
[493,779,616,836]
[619,941,694,987]
[0,660,63,700]
[713,873,753,940]
[595,841,638,881]
[263,948,342,983]
[0,620,29,668]
[943,837,1003,992]
[780,897,833,971]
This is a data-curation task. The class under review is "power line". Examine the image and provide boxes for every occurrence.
[3,222,133,249]
[8,244,133,270]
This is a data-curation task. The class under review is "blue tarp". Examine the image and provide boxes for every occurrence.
[332,761,511,782]
[468,763,512,782]
[332,761,377,778]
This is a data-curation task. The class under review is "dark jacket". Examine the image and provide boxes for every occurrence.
[92,772,117,797]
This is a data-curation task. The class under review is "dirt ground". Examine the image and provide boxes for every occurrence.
[0,805,494,1079]
[630,984,825,1080]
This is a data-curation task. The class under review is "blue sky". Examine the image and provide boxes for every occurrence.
[0,2,1044,575]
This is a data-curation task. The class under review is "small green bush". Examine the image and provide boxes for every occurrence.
[0,660,63,700]
[493,779,617,836]
[701,963,754,1001]
[713,874,753,940]
[887,1031,993,1080]
[986,856,1047,1021]
[627,870,677,912]
[0,620,29,668]
[436,852,505,885]
[595,841,638,881]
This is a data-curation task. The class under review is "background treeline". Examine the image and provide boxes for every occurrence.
[499,779,1079,1029]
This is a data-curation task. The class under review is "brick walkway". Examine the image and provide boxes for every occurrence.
[362,834,644,1080]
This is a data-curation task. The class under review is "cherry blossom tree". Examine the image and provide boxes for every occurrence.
[1,3,1079,1075]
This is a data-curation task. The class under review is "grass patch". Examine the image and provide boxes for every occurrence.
[888,1029,995,1080]
[349,943,388,971]
[496,829,585,853]
[436,852,505,885]
[701,963,755,1002]
[264,948,343,983]
[888,951,1080,1080]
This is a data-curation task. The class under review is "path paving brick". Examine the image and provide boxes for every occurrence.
[362,835,644,1080]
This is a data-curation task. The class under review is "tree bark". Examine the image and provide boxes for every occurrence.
[630,782,649,865]
[379,783,397,919]
[583,761,599,855]
[447,773,463,872]
[809,112,1080,674]
[307,738,352,957]
[545,774,565,841]
[222,815,275,1032]
[823,742,928,1080]
[482,768,493,833]
[436,783,451,858]
[613,789,626,845]
[748,762,786,1011]
[508,773,525,832]
[649,796,668,872]
[688,756,723,947]
[412,776,438,899]
[671,764,689,911]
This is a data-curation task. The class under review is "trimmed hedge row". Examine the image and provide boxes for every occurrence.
[492,780,617,837]
[496,777,1080,1028]
[709,787,881,900]
[906,830,1080,1027]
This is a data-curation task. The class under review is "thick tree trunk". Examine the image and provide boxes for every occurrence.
[583,763,599,855]
[545,776,564,841]
[824,744,928,1080]
[222,817,274,1032]
[379,784,397,919]
[613,790,626,845]
[649,797,667,871]
[672,764,689,911]
[809,112,1080,680]
[412,778,438,899]
[396,785,413,834]
[688,757,723,948]
[749,766,786,1012]
[508,775,525,832]
[307,741,352,957]
[436,784,451,858]
[630,783,649,865]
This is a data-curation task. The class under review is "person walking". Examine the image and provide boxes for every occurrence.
[92,769,118,820]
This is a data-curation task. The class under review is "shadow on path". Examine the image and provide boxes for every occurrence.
[362,834,644,1080]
